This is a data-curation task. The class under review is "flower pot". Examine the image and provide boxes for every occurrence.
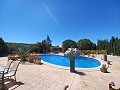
[107,61,111,65]
[70,59,75,72]
[28,58,34,63]
[34,59,41,64]
[28,55,35,63]
[100,68,108,73]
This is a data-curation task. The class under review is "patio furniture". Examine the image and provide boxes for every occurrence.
[0,66,4,89]
[4,60,13,74]
[4,61,20,82]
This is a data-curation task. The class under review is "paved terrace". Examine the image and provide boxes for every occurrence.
[0,55,120,90]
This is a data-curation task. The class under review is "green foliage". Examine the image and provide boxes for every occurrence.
[50,46,62,52]
[30,41,51,54]
[80,50,106,55]
[30,42,43,53]
[101,64,107,69]
[6,42,33,54]
[100,64,109,73]
[30,35,52,53]
[97,39,109,50]
[42,40,51,53]
[0,38,8,56]
[107,61,111,65]
[62,39,77,52]
[77,39,96,50]
[2,35,120,57]
[46,35,52,46]
[18,48,29,61]
[101,64,109,69]
[97,36,120,56]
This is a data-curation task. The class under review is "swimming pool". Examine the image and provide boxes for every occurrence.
[41,54,101,68]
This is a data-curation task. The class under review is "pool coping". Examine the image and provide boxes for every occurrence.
[40,54,103,71]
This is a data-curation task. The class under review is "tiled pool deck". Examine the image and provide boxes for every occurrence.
[0,55,120,90]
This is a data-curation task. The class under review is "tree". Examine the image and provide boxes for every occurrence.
[30,42,43,53]
[109,36,116,54]
[8,46,19,54]
[115,38,120,56]
[0,38,8,56]
[30,40,51,54]
[7,42,32,54]
[77,39,96,50]
[45,35,52,46]
[42,40,50,53]
[62,39,77,52]
[97,39,109,50]
[96,36,120,56]
[92,43,96,50]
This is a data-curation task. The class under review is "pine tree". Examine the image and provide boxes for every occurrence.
[46,35,52,46]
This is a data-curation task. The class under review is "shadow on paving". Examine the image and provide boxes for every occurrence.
[74,70,86,76]
[20,61,44,65]
[3,79,24,90]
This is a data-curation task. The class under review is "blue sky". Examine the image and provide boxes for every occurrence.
[0,0,120,45]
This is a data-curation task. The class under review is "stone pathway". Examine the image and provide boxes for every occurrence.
[0,55,120,90]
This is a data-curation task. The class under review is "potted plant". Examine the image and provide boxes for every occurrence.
[28,55,34,63]
[100,64,109,73]
[18,49,29,63]
[68,52,76,73]
[34,54,41,64]
[107,61,111,65]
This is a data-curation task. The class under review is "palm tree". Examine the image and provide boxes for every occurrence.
[18,48,29,62]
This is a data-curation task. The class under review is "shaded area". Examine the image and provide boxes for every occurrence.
[104,71,111,73]
[4,79,24,90]
[74,70,86,76]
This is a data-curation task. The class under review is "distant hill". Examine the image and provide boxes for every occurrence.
[6,42,34,53]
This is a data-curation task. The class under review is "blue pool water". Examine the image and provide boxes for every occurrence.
[41,54,101,68]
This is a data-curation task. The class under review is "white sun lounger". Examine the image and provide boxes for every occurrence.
[4,61,20,82]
